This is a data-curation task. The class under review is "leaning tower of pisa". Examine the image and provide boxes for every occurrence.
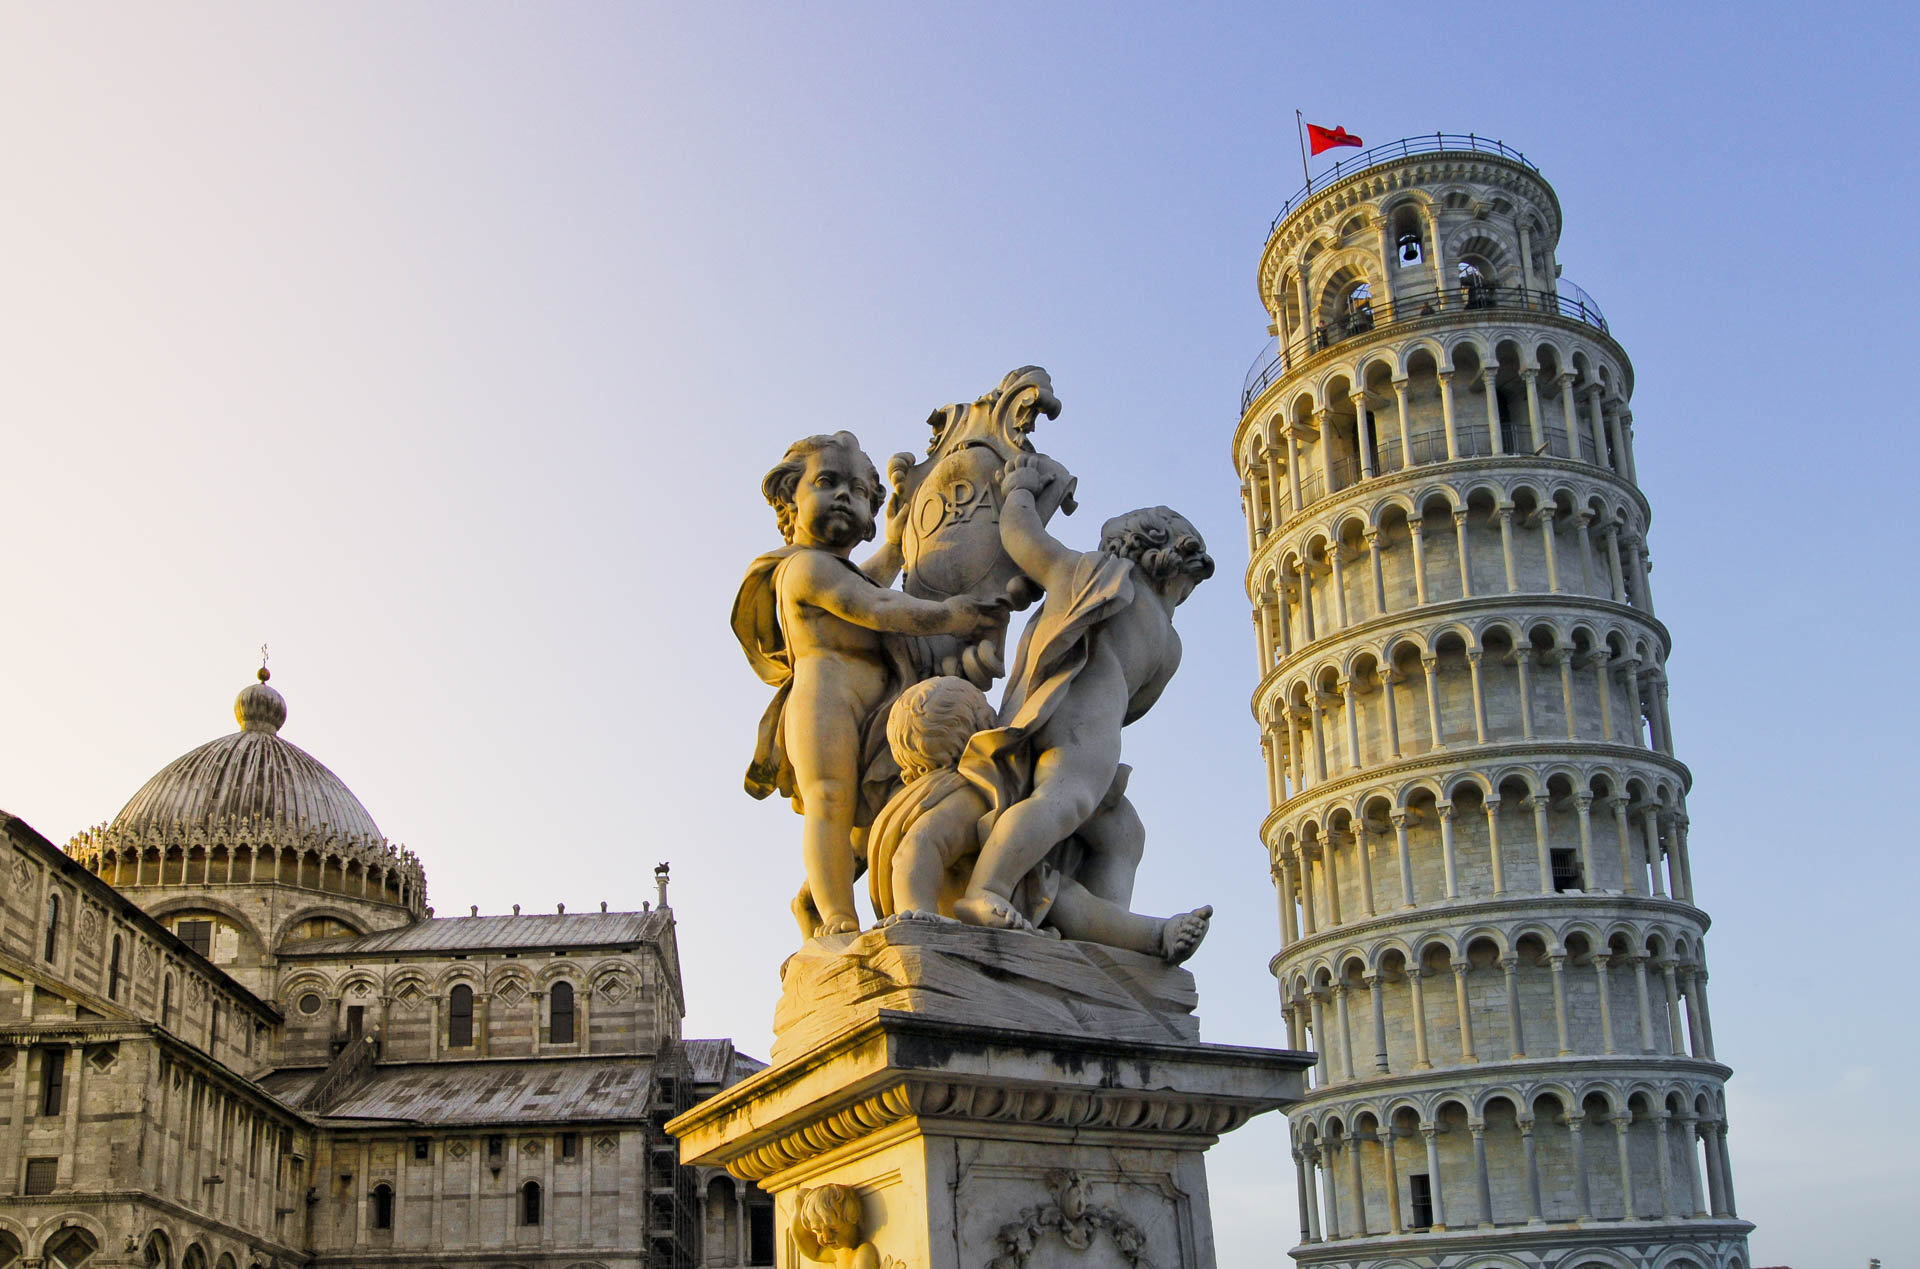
[1235,136,1752,1269]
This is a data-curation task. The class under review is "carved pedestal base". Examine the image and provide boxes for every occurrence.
[668,926,1312,1269]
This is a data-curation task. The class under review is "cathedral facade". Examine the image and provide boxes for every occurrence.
[0,671,772,1269]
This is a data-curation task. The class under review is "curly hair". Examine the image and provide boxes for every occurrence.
[761,431,884,544]
[887,676,997,781]
[795,1184,863,1250]
[1098,506,1215,586]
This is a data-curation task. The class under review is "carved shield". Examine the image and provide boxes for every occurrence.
[899,366,1072,604]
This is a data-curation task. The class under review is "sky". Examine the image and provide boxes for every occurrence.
[2,3,1914,1264]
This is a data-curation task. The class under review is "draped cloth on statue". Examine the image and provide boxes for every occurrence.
[730,546,909,824]
[857,548,1135,927]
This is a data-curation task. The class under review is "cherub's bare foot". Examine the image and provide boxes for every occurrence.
[816,914,860,937]
[953,891,1035,932]
[1160,904,1213,965]
[883,908,960,927]
[791,886,820,940]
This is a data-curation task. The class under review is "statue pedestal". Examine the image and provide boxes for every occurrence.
[668,923,1312,1269]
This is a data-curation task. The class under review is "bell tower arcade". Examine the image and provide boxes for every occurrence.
[1234,135,1751,1269]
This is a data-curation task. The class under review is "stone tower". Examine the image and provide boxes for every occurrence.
[1234,136,1750,1267]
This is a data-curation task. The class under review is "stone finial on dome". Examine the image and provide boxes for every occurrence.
[236,669,287,735]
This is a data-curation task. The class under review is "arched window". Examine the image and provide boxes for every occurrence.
[44,893,60,962]
[142,1229,171,1269]
[109,935,124,1000]
[550,981,575,1045]
[161,975,174,1029]
[371,1182,394,1229]
[448,984,474,1048]
[521,1180,542,1226]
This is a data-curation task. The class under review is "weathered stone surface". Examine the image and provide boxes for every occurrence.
[771,921,1199,1065]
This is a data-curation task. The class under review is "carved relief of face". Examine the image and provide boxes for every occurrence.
[791,445,879,552]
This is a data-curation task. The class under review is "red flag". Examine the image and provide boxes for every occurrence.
[1307,123,1363,155]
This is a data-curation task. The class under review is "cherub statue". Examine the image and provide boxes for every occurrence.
[952,454,1216,932]
[793,1184,881,1269]
[868,676,1211,963]
[732,432,1004,937]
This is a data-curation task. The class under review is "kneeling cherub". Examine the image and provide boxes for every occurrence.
[867,675,1210,964]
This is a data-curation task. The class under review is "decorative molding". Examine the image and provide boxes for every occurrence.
[724,1077,1258,1182]
[988,1170,1155,1269]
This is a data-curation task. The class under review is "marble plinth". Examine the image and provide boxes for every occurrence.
[668,924,1313,1269]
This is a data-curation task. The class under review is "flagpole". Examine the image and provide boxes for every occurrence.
[1294,110,1311,187]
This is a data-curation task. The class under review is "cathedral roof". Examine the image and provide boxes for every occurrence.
[260,1056,660,1125]
[278,910,670,956]
[107,670,385,844]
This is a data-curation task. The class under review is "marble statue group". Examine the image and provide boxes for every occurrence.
[732,367,1214,963]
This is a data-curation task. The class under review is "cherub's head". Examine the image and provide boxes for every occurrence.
[887,676,996,781]
[1100,506,1215,603]
[795,1184,864,1251]
[763,432,885,550]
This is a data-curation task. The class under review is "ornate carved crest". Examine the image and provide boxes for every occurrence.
[187,977,207,1006]
[12,856,30,888]
[596,974,630,1004]
[987,1171,1155,1269]
[890,366,1076,685]
[392,981,424,1009]
[447,1141,469,1160]
[496,979,528,1008]
[594,1135,618,1154]
[80,905,101,942]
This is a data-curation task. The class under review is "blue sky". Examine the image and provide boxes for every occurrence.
[3,4,1913,1263]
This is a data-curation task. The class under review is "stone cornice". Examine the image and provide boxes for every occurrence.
[1240,457,1653,587]
[1256,740,1694,841]
[667,1012,1311,1185]
[1288,1215,1753,1263]
[1249,593,1671,702]
[1287,1051,1736,1115]
[1267,891,1713,979]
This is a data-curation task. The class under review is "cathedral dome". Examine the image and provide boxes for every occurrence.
[108,669,384,843]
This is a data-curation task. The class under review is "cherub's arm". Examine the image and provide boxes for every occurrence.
[857,454,917,586]
[790,552,996,637]
[995,456,1084,595]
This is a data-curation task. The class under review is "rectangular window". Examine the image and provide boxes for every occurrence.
[23,1157,57,1195]
[560,1132,578,1160]
[1408,1173,1433,1229]
[177,919,213,959]
[488,1135,503,1160]
[346,1005,365,1039]
[40,1049,66,1117]
[1551,848,1583,893]
[413,1137,431,1161]
[748,1203,775,1265]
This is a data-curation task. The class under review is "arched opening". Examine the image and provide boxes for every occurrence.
[449,984,474,1048]
[0,1230,19,1269]
[521,1180,543,1226]
[180,1247,208,1269]
[1459,259,1495,308]
[549,981,576,1045]
[371,1182,394,1230]
[142,1231,171,1269]
[706,1174,740,1263]
[109,935,124,1001]
[44,893,60,963]
[162,975,175,1030]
